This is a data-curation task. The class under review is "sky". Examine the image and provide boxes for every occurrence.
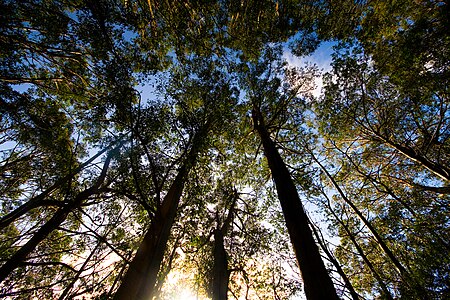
[283,41,335,98]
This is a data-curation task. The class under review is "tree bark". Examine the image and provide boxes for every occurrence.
[252,108,339,300]
[212,228,229,300]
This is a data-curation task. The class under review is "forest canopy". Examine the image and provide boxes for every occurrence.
[0,0,449,299]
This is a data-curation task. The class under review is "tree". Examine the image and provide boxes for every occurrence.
[113,54,239,300]
[242,47,339,299]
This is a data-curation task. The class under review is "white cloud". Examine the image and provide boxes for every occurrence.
[283,42,335,98]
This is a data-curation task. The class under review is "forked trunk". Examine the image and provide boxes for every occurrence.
[309,219,360,300]
[114,125,208,300]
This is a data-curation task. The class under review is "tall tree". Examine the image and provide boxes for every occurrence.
[113,55,238,300]
[242,47,339,299]
[312,43,450,296]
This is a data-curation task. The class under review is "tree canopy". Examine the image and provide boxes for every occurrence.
[1,0,448,299]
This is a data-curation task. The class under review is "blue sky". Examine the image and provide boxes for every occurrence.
[284,41,335,98]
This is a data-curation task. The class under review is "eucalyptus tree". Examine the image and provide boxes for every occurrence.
[205,185,238,300]
[112,54,239,300]
[309,1,449,297]
[0,0,139,226]
[0,143,127,297]
[230,45,339,299]
[307,134,450,299]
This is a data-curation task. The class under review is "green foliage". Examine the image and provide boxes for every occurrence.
[1,0,449,299]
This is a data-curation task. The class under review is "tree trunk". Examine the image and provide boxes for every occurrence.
[314,150,431,299]
[113,165,188,300]
[312,154,408,276]
[58,241,101,300]
[0,185,102,284]
[0,204,72,283]
[309,219,360,300]
[114,125,208,300]
[212,228,229,300]
[252,108,339,300]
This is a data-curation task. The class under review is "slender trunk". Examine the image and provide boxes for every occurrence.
[313,155,407,276]
[212,228,228,300]
[309,220,360,300]
[333,146,418,216]
[58,241,101,300]
[326,198,393,300]
[0,151,114,284]
[252,108,338,300]
[153,233,182,299]
[0,204,73,283]
[315,152,431,299]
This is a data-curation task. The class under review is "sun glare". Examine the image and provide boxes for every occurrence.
[163,267,207,300]
[172,287,198,300]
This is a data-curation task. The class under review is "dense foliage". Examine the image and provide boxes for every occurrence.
[1,0,448,299]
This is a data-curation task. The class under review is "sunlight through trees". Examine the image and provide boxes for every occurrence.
[1,0,448,299]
